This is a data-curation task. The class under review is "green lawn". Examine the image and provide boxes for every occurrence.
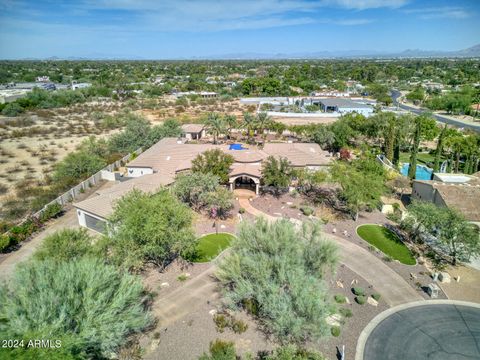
[187,233,235,263]
[399,152,443,166]
[356,225,416,265]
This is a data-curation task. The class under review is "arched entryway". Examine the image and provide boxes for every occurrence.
[229,175,260,195]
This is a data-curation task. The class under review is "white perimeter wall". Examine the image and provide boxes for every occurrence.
[126,167,154,178]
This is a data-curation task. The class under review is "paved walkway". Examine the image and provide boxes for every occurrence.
[151,266,219,330]
[240,201,423,307]
[0,209,80,280]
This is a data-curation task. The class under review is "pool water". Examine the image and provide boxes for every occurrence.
[400,163,433,180]
[229,143,248,150]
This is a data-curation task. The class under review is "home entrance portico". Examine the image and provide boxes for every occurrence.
[229,174,260,195]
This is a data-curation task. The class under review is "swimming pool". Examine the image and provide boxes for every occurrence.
[400,163,433,180]
[229,143,248,150]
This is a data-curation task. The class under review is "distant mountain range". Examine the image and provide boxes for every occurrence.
[12,44,480,60]
[203,43,480,60]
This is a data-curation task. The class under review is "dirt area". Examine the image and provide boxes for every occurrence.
[250,192,314,221]
[438,265,480,303]
[272,116,338,126]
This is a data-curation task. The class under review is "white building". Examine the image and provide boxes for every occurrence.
[318,98,374,117]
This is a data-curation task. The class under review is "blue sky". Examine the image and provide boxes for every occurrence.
[0,0,479,59]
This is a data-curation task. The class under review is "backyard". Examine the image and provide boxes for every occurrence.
[356,224,416,265]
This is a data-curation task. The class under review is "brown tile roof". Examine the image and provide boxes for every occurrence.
[74,173,174,219]
[434,183,480,222]
[262,142,331,166]
[181,124,204,133]
[229,163,262,178]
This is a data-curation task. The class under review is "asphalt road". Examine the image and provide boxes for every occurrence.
[390,90,480,132]
[363,304,480,360]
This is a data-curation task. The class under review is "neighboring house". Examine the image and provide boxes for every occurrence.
[74,137,332,232]
[412,172,480,227]
[318,98,374,116]
[71,82,92,90]
[181,124,205,140]
[36,76,50,82]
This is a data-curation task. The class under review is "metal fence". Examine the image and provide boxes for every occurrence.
[31,147,143,219]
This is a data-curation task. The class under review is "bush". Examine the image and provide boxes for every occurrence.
[331,326,341,337]
[177,274,188,282]
[355,296,366,305]
[265,344,325,360]
[217,218,339,343]
[300,205,314,216]
[213,314,229,333]
[352,287,365,296]
[9,219,40,243]
[371,293,381,301]
[39,202,63,222]
[231,318,248,334]
[33,228,102,263]
[238,207,245,214]
[107,189,195,271]
[0,258,151,358]
[2,102,24,117]
[334,294,347,304]
[199,339,237,360]
[0,234,12,252]
[241,298,259,316]
[339,308,353,318]
[173,172,219,210]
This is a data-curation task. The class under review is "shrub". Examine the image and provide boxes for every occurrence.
[334,294,347,304]
[177,274,188,282]
[0,258,152,358]
[300,205,314,216]
[355,296,366,305]
[213,314,229,333]
[217,218,339,343]
[339,308,353,318]
[199,339,237,360]
[0,184,8,195]
[39,202,63,222]
[231,318,248,334]
[331,326,341,337]
[352,287,365,296]
[238,207,245,214]
[173,172,219,210]
[191,149,234,184]
[371,293,381,301]
[107,189,195,271]
[0,234,12,252]
[33,228,102,263]
[241,298,259,316]
[265,345,325,360]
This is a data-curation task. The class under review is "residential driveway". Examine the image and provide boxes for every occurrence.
[0,209,80,280]
[240,200,423,307]
[360,301,480,360]
[326,234,423,306]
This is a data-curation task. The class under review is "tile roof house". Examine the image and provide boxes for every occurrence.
[412,172,480,226]
[74,137,332,232]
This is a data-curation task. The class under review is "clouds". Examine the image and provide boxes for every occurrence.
[403,6,470,20]
[322,0,409,10]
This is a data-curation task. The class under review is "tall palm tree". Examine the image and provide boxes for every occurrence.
[242,112,257,142]
[256,112,272,141]
[204,112,225,144]
[223,114,238,139]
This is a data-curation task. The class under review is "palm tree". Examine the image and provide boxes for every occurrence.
[256,112,272,142]
[223,114,238,139]
[242,112,257,142]
[204,112,225,144]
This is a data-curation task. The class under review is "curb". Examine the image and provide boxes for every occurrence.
[354,299,480,360]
